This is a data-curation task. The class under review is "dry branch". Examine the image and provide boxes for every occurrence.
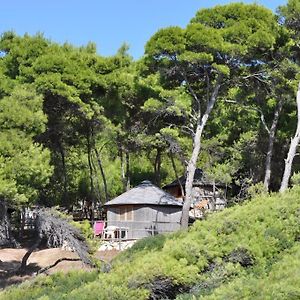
[18,207,93,273]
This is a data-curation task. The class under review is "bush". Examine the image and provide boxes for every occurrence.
[291,171,300,186]
[1,271,99,300]
[3,187,300,299]
[197,244,300,299]
[117,234,167,262]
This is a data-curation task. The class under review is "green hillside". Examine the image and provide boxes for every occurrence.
[2,187,300,300]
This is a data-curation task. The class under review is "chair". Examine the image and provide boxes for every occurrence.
[93,221,105,237]
[103,225,118,239]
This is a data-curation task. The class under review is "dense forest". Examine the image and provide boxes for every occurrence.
[2,1,300,223]
[2,0,300,297]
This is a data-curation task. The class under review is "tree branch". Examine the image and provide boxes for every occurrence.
[181,125,195,137]
[36,258,82,275]
[222,99,270,134]
[242,73,269,85]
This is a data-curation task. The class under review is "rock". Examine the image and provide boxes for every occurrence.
[98,240,136,251]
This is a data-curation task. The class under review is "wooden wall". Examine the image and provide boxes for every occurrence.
[106,204,182,239]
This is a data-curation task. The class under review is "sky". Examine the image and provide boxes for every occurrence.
[0,0,287,59]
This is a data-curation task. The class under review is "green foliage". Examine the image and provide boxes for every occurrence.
[1,2,300,297]
[190,3,279,54]
[72,219,99,253]
[1,271,99,300]
[196,244,300,299]
[279,0,300,35]
[291,171,300,185]
[145,26,186,57]
[142,97,164,112]
[3,188,300,299]
[0,85,46,134]
[146,3,279,73]
[143,2,283,197]
[0,85,52,206]
[0,31,138,207]
[247,182,268,198]
[117,234,167,263]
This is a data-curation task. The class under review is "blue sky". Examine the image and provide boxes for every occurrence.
[0,0,287,59]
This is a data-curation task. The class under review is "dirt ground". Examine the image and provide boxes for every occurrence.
[0,248,120,289]
[95,249,120,262]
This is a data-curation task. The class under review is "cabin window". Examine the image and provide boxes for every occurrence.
[118,205,133,221]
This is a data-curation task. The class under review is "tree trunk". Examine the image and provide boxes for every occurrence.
[19,206,26,238]
[0,201,18,248]
[86,125,95,221]
[125,150,130,191]
[58,141,69,209]
[170,151,185,199]
[211,180,216,211]
[181,122,205,228]
[19,234,42,273]
[120,146,130,191]
[263,99,283,191]
[91,152,102,203]
[94,147,109,203]
[120,146,126,191]
[154,148,162,187]
[181,76,222,229]
[280,83,300,192]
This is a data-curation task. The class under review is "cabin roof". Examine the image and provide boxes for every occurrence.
[104,180,182,207]
[163,168,226,189]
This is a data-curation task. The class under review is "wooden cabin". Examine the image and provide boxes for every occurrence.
[104,180,182,240]
[163,169,227,219]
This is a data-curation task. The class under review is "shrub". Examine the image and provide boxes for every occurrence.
[3,187,300,299]
[1,271,99,300]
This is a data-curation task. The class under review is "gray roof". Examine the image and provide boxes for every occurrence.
[104,180,182,207]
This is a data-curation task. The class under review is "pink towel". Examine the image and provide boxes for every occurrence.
[93,221,105,236]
